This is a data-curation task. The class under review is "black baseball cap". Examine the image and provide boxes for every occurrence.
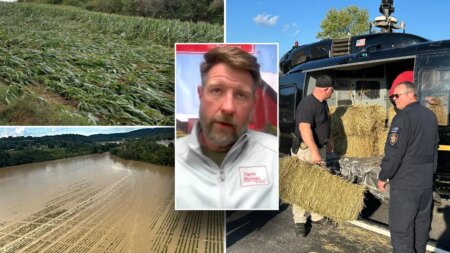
[315,74,334,88]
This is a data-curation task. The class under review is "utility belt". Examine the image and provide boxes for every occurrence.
[290,132,327,154]
[300,142,327,149]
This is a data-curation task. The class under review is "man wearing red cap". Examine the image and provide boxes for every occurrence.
[389,70,414,107]
[378,73,439,253]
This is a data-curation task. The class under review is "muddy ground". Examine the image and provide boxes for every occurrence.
[0,153,223,253]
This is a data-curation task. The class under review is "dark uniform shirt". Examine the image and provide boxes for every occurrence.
[295,94,331,148]
[379,102,439,189]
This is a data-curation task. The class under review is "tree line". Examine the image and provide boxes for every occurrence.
[111,137,174,166]
[0,134,174,167]
[18,0,223,24]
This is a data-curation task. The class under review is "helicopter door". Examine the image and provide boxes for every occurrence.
[416,54,450,127]
[332,78,386,107]
[416,53,450,194]
[351,78,385,106]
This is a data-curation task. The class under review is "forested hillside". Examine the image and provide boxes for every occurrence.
[0,128,174,167]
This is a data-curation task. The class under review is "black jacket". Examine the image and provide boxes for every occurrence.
[379,102,439,189]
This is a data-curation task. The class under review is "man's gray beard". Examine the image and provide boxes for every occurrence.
[199,111,248,148]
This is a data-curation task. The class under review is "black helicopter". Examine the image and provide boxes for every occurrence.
[279,0,450,197]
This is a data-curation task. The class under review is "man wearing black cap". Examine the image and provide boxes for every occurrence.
[292,74,334,237]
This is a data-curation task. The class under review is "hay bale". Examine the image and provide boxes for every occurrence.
[427,97,448,126]
[388,106,396,126]
[330,105,388,157]
[344,136,374,158]
[332,106,385,137]
[375,107,396,156]
[376,131,387,156]
[333,135,375,158]
[280,156,366,222]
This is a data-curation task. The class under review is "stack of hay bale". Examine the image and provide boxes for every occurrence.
[330,105,392,157]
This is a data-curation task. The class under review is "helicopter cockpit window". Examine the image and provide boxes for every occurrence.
[292,50,308,66]
[420,69,450,126]
[311,45,328,59]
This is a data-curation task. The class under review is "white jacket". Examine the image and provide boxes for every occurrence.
[175,124,279,210]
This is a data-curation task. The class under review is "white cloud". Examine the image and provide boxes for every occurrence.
[261,72,279,92]
[15,127,25,136]
[253,13,279,26]
[282,24,290,33]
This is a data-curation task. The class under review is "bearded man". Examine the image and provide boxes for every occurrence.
[175,46,278,210]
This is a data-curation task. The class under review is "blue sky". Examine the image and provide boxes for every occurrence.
[226,0,450,55]
[0,127,164,138]
[175,44,278,121]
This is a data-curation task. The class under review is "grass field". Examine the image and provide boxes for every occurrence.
[0,3,223,125]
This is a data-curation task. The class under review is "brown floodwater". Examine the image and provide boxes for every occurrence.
[0,153,223,253]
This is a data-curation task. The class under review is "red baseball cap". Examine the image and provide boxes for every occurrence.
[389,71,414,96]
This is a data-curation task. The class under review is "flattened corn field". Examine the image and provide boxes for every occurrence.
[0,154,224,253]
[0,3,223,125]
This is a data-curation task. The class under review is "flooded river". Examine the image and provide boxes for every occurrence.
[0,153,223,253]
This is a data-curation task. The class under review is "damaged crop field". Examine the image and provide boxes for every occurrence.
[0,2,223,125]
[0,154,223,253]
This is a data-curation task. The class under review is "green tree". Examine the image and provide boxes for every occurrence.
[317,6,369,39]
